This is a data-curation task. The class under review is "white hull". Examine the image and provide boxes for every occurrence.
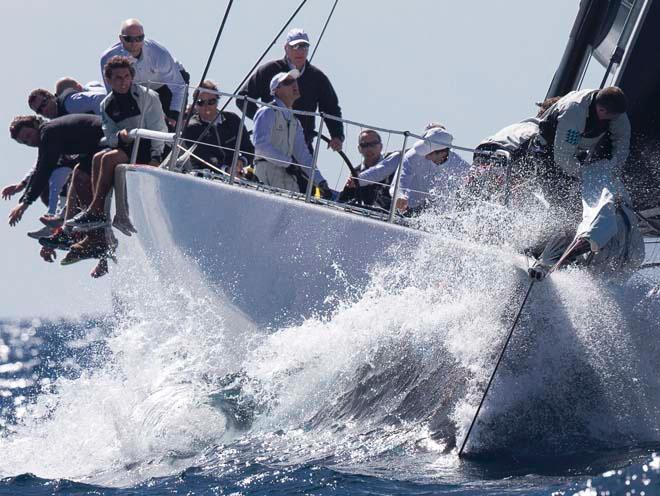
[116,166,423,327]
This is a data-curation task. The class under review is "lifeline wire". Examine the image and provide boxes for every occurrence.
[458,279,536,457]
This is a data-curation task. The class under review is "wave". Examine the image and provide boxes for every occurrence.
[0,203,659,486]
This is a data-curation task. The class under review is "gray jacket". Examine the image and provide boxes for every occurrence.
[100,83,168,158]
[540,89,631,178]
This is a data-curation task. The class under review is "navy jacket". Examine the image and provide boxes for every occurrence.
[237,58,344,144]
[21,114,103,205]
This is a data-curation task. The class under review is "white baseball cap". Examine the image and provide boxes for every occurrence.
[412,127,453,156]
[286,28,310,46]
[269,69,300,95]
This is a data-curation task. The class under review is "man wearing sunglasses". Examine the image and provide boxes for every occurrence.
[394,127,471,216]
[181,80,254,175]
[252,69,331,198]
[339,129,398,208]
[100,18,187,130]
[6,114,103,228]
[27,83,106,119]
[238,28,344,153]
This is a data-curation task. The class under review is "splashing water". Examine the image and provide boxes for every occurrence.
[1,202,659,489]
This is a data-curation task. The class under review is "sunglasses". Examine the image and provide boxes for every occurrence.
[121,34,145,43]
[290,43,309,51]
[195,97,218,107]
[359,140,381,148]
[34,98,51,114]
[279,78,297,88]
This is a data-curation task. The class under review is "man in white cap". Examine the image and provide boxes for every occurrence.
[238,28,344,152]
[252,69,332,197]
[394,127,471,215]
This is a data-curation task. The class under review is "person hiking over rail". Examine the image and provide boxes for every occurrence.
[65,55,167,261]
[6,114,103,228]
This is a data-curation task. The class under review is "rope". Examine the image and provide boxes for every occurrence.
[458,279,535,457]
[309,0,340,62]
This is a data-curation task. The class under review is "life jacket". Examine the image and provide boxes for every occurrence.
[256,108,298,163]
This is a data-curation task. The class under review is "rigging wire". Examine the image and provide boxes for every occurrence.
[458,279,536,458]
[199,0,234,87]
[175,0,307,168]
[309,0,339,62]
[180,0,234,132]
[220,0,310,112]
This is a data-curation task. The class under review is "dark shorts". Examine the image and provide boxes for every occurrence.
[155,85,173,116]
[116,139,153,164]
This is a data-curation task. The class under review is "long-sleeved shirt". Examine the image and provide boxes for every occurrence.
[100,39,186,113]
[357,152,402,187]
[59,88,106,116]
[20,114,103,205]
[238,57,344,144]
[253,97,325,186]
[475,118,540,159]
[182,112,254,169]
[396,149,471,211]
[538,89,630,178]
[101,83,168,160]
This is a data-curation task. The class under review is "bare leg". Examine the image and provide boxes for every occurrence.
[73,168,92,212]
[90,149,128,213]
[63,165,92,221]
[90,151,104,200]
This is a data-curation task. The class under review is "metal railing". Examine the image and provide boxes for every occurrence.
[134,81,500,224]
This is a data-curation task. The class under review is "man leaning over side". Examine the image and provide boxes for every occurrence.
[66,55,167,244]
[6,114,103,227]
[532,86,630,219]
[28,83,106,119]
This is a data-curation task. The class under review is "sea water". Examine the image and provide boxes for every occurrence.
[1,204,660,495]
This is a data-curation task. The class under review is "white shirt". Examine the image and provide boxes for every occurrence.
[100,39,185,113]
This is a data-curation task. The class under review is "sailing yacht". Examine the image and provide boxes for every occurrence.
[113,0,660,326]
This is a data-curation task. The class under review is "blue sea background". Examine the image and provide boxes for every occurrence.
[1,314,659,495]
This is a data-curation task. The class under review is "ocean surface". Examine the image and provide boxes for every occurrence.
[1,316,659,495]
[2,206,660,495]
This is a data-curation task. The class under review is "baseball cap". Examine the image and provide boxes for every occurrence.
[286,28,310,46]
[269,69,300,95]
[412,127,453,156]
